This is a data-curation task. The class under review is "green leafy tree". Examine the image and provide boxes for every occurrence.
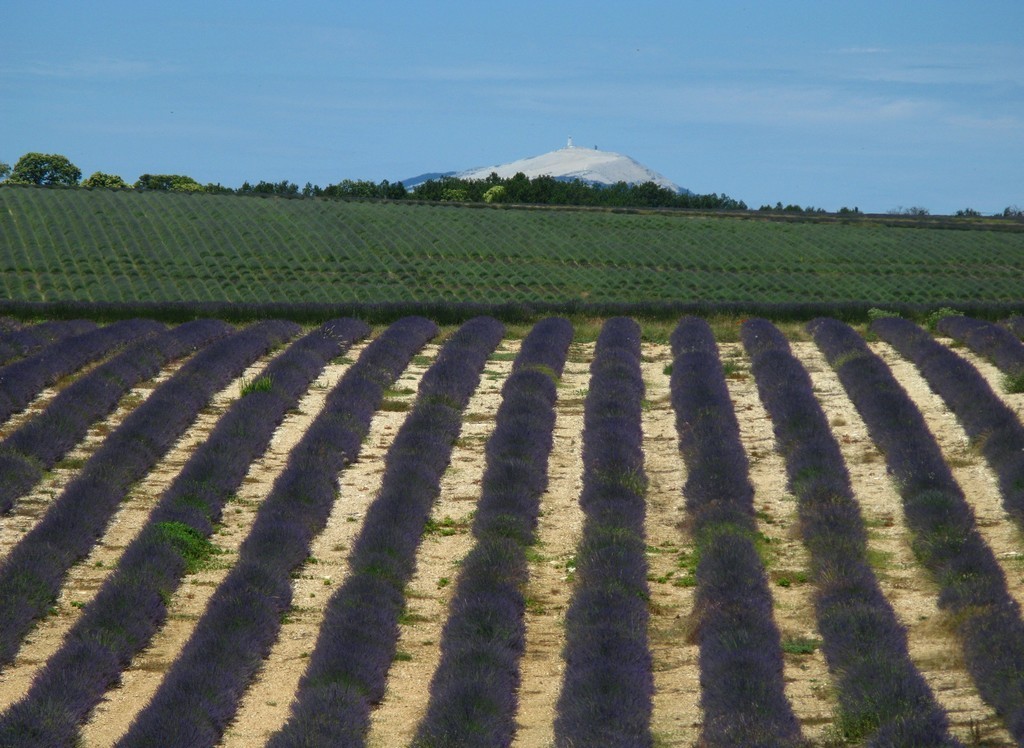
[82,171,128,189]
[8,152,81,186]
[237,179,300,197]
[0,162,10,181]
[134,174,204,192]
[483,185,507,203]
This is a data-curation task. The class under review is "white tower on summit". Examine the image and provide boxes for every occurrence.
[567,136,574,148]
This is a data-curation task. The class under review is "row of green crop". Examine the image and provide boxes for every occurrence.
[2,186,1024,306]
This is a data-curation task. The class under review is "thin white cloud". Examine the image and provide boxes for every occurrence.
[396,64,555,83]
[829,43,1023,86]
[5,57,178,80]
[499,80,939,130]
[834,47,889,55]
[945,113,1023,132]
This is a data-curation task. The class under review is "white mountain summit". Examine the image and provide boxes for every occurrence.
[404,139,688,194]
[457,138,687,194]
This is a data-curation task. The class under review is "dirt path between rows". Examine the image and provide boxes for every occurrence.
[640,343,701,746]
[511,341,590,748]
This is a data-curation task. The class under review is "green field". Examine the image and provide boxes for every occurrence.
[1,185,1023,308]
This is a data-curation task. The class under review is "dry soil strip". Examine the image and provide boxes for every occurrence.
[511,341,590,748]
[363,343,517,747]
[720,342,836,742]
[77,348,358,748]
[639,343,701,746]
[218,343,438,747]
[793,341,1011,745]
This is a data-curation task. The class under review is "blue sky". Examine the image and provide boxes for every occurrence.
[3,1,1021,214]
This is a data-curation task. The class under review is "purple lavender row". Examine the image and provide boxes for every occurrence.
[671,316,802,746]
[934,315,1024,391]
[742,319,957,746]
[117,316,441,748]
[264,316,504,748]
[809,317,1024,741]
[0,318,166,426]
[0,318,369,747]
[0,318,231,515]
[412,317,573,747]
[0,319,300,672]
[0,319,96,366]
[873,316,1024,526]
[552,317,653,747]
[1007,316,1024,339]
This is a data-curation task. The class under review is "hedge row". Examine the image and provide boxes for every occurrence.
[2,298,1024,326]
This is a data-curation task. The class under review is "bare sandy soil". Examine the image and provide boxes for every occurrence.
[1,328,1022,746]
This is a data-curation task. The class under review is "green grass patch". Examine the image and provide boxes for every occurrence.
[1004,371,1024,394]
[154,520,220,573]
[240,374,273,396]
[781,636,821,655]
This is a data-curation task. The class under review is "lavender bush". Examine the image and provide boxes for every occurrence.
[935,315,1024,388]
[0,318,369,747]
[873,316,1024,524]
[0,318,165,425]
[0,319,96,366]
[809,317,1024,741]
[551,317,653,747]
[0,318,230,514]
[672,316,803,746]
[116,316,445,748]
[265,316,504,748]
[0,320,299,672]
[742,318,957,745]
[412,317,572,747]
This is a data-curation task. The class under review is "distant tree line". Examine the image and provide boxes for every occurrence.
[2,151,1021,217]
[409,172,747,210]
[0,151,741,210]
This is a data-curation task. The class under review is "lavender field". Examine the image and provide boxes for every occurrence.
[0,315,1022,746]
